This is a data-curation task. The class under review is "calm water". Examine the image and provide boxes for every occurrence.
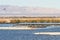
[0,24,60,40]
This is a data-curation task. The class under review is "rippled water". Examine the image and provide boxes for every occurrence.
[0,24,60,40]
[0,30,60,40]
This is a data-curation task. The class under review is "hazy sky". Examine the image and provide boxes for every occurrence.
[0,0,60,9]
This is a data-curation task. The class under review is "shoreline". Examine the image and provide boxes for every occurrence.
[34,32,60,35]
[0,27,39,30]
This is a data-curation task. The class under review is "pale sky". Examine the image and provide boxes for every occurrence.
[0,0,60,9]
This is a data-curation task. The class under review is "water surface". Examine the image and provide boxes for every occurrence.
[0,24,60,40]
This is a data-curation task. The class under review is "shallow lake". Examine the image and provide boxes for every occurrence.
[0,24,60,40]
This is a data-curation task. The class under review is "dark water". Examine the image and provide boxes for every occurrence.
[0,24,60,40]
[0,24,15,27]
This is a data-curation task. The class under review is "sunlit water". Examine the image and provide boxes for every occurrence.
[0,24,60,40]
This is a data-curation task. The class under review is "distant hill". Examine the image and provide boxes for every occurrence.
[0,5,60,17]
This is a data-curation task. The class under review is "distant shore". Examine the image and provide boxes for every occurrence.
[0,17,60,23]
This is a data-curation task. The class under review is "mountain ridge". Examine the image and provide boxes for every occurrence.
[0,5,60,17]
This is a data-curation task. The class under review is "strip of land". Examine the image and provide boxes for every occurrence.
[34,32,60,35]
[0,27,38,30]
[0,17,60,23]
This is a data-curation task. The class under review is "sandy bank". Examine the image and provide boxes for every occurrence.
[0,27,36,30]
[34,32,60,35]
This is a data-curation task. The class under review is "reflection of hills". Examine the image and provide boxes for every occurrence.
[0,5,60,17]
